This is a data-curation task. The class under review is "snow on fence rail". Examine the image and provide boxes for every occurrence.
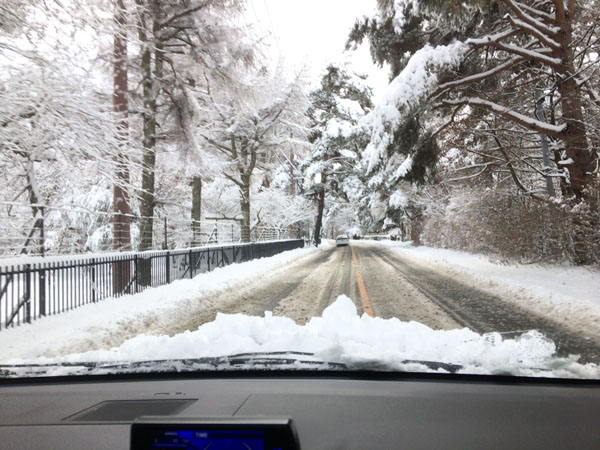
[361,234,391,241]
[0,239,304,330]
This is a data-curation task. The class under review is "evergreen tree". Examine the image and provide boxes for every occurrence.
[305,63,373,245]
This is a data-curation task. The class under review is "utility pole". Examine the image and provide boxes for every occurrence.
[163,217,168,250]
[40,206,45,257]
[289,150,295,239]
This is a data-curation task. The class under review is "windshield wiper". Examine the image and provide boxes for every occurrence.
[0,352,348,377]
[0,352,470,378]
[347,359,463,374]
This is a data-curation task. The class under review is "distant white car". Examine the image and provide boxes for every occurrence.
[336,235,350,247]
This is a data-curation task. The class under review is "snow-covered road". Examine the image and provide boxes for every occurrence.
[169,240,600,364]
[1,240,599,374]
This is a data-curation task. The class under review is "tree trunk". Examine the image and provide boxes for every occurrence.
[553,4,595,264]
[138,41,155,250]
[21,162,45,255]
[112,0,131,295]
[410,215,423,245]
[557,76,593,200]
[240,174,251,242]
[191,176,202,246]
[313,170,327,246]
[112,0,131,252]
[138,6,162,251]
[555,7,594,200]
[139,146,155,250]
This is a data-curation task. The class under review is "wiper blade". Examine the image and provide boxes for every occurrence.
[0,353,468,377]
[401,359,463,373]
[221,351,347,369]
[347,359,463,374]
[0,351,474,378]
[0,352,348,377]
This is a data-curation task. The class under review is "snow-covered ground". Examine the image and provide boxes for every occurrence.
[381,241,600,340]
[0,246,320,361]
[4,295,598,379]
[0,241,598,379]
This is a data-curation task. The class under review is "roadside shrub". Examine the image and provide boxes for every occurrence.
[422,189,600,266]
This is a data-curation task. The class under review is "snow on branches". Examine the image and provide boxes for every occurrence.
[363,41,468,173]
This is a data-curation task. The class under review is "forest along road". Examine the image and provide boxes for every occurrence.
[173,241,600,365]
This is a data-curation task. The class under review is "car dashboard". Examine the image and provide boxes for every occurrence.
[0,371,599,449]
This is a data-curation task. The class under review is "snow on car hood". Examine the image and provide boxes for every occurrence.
[10,296,600,378]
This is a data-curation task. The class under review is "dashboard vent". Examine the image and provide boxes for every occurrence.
[63,399,197,422]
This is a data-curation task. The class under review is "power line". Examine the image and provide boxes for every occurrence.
[262,0,282,56]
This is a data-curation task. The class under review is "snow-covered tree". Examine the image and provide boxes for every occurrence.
[0,0,132,255]
[131,0,255,250]
[253,187,312,235]
[345,2,477,233]
[196,69,308,242]
[305,63,373,245]
[349,1,599,253]
[428,0,597,201]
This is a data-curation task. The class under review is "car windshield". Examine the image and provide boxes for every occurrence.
[0,0,599,380]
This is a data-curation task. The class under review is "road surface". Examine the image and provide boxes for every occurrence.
[170,241,600,364]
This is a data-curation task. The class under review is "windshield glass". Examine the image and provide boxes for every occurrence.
[0,0,598,380]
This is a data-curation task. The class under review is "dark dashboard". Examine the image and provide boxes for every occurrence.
[0,371,599,449]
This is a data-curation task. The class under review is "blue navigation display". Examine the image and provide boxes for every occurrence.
[152,429,264,449]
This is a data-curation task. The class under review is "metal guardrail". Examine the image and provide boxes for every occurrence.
[0,239,304,330]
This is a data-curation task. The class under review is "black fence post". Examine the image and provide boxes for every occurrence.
[189,249,193,279]
[24,264,31,324]
[91,258,96,303]
[165,251,171,284]
[138,254,152,287]
[112,258,131,297]
[134,254,138,293]
[0,266,3,331]
[207,248,211,272]
[39,267,46,316]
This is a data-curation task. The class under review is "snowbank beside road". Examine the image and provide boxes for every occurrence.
[15,296,600,379]
[381,241,600,339]
[0,245,319,361]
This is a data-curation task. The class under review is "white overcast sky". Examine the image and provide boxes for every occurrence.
[246,0,389,97]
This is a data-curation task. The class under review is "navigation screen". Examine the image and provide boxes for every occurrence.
[151,429,264,449]
[131,418,300,450]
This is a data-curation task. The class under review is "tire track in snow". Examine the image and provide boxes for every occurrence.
[373,245,600,364]
[349,243,460,329]
[169,247,335,333]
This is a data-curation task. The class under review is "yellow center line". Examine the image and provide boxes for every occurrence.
[350,246,374,317]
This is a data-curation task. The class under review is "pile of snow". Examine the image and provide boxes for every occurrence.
[20,296,600,379]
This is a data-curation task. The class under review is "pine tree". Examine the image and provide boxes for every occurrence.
[305,63,373,245]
